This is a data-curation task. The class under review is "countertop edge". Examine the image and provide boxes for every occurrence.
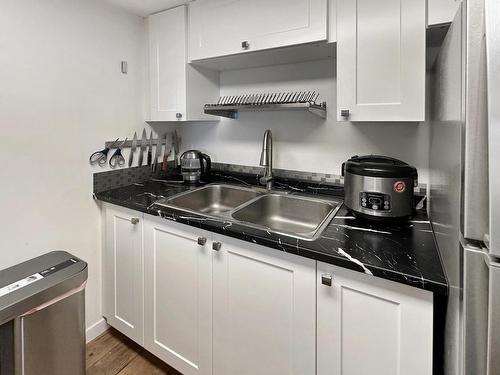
[95,195,448,296]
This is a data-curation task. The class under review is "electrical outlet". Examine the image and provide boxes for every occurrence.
[121,61,128,74]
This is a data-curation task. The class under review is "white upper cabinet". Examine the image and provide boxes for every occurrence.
[317,262,433,375]
[188,0,328,61]
[428,0,461,26]
[328,0,337,43]
[336,0,426,122]
[103,204,144,345]
[148,6,219,122]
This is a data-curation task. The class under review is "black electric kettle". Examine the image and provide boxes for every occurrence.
[180,150,211,183]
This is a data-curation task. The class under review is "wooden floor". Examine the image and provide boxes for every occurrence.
[86,329,182,375]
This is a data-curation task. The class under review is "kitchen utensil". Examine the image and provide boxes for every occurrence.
[162,149,172,173]
[128,132,138,167]
[152,135,162,172]
[109,138,127,169]
[342,155,418,220]
[89,138,119,166]
[138,129,147,167]
[147,131,153,166]
[172,130,180,168]
[162,134,170,172]
[180,150,211,184]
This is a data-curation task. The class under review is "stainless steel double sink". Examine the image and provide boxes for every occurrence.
[155,184,342,241]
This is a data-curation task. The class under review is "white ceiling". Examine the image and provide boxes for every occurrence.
[103,0,191,16]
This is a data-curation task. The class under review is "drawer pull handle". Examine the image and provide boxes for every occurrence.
[130,218,140,225]
[197,237,207,246]
[212,242,222,251]
[241,41,250,50]
[321,273,333,287]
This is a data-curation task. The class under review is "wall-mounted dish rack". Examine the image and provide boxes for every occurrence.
[204,91,327,119]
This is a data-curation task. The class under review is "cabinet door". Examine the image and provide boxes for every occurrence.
[148,6,186,121]
[189,0,327,61]
[317,262,433,375]
[212,235,316,375]
[337,0,426,121]
[428,0,460,26]
[328,0,337,43]
[103,205,144,345]
[144,216,212,375]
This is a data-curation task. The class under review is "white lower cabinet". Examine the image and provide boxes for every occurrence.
[104,207,435,375]
[317,261,434,375]
[143,215,212,375]
[211,235,316,375]
[103,204,144,345]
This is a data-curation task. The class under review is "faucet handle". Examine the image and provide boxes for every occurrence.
[259,176,273,185]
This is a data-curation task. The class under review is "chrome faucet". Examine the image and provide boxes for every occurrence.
[259,129,273,190]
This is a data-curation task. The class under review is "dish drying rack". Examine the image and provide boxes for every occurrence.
[204,91,327,119]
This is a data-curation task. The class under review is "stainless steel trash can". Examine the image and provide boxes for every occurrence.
[0,251,87,375]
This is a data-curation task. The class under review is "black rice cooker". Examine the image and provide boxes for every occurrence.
[341,155,418,220]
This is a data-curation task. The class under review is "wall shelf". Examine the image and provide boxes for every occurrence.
[204,92,327,119]
[204,102,327,119]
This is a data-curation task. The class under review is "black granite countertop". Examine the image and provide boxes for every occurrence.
[94,173,448,295]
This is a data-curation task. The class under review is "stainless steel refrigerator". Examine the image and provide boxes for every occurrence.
[429,0,499,374]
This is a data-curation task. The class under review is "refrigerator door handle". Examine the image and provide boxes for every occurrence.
[487,261,500,374]
[485,0,500,253]
[463,243,489,375]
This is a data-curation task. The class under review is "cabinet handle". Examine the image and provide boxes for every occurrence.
[176,112,183,119]
[130,218,140,225]
[340,109,350,118]
[197,237,207,246]
[212,242,222,251]
[321,273,333,287]
[241,41,250,50]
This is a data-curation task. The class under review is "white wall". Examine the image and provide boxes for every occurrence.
[0,0,147,337]
[179,59,431,182]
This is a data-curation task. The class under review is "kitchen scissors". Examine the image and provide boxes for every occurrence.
[89,138,119,166]
[109,138,128,169]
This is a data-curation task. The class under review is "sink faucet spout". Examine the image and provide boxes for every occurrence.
[259,129,273,190]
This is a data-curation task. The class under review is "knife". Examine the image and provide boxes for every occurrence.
[138,128,147,167]
[152,133,162,172]
[162,133,170,172]
[128,132,138,167]
[173,130,180,168]
[147,131,153,166]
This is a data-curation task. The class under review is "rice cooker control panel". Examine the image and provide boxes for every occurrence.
[360,192,391,211]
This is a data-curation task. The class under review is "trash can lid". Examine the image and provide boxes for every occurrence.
[0,251,87,325]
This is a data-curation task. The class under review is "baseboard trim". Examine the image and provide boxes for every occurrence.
[86,318,109,343]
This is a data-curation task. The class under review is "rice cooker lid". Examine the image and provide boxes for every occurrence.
[343,155,418,179]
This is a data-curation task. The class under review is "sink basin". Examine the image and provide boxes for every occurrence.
[231,194,340,240]
[160,184,261,215]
